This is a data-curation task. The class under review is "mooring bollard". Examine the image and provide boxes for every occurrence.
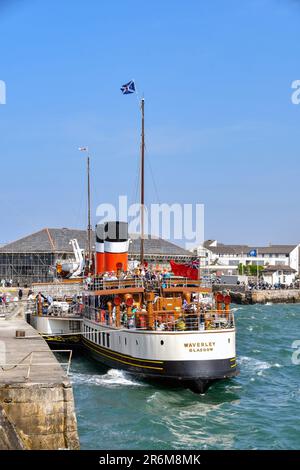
[15,330,25,338]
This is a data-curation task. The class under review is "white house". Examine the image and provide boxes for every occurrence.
[195,240,300,276]
[262,265,297,286]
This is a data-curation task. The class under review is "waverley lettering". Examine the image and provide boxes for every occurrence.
[184,341,215,353]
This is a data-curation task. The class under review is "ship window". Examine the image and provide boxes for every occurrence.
[136,340,139,346]
[125,337,127,346]
[69,320,80,333]
[102,332,106,347]
[107,334,110,348]
[119,336,121,344]
[160,340,164,346]
[228,338,231,343]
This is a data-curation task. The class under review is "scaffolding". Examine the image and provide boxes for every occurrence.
[0,252,56,286]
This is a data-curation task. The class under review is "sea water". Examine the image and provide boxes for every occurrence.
[70,304,300,450]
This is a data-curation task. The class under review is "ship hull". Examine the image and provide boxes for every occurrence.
[82,334,238,393]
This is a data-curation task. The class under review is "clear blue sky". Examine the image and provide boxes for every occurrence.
[1,0,300,246]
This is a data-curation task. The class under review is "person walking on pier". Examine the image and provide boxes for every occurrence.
[18,289,23,301]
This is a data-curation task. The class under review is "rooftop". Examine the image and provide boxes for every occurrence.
[203,240,298,256]
[0,228,193,258]
[262,264,297,273]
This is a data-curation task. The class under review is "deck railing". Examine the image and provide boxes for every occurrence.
[83,306,234,332]
[89,277,144,291]
[88,276,212,292]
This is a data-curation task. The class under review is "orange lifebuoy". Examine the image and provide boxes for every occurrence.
[138,313,147,328]
[126,297,134,307]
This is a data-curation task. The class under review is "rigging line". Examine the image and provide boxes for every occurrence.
[133,153,140,206]
[76,171,87,228]
[144,143,161,205]
[129,152,140,208]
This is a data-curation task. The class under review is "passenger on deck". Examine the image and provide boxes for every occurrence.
[176,317,186,331]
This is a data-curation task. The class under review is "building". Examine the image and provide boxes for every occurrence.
[195,240,300,276]
[0,228,194,285]
[262,265,297,286]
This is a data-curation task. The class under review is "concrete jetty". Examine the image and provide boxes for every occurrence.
[0,313,79,449]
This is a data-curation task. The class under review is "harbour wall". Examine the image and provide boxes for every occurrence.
[0,304,79,450]
[229,289,300,305]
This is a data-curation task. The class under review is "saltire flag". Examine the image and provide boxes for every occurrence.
[170,260,199,281]
[248,249,257,257]
[120,80,136,95]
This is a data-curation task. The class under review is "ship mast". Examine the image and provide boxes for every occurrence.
[87,153,92,271]
[140,98,145,266]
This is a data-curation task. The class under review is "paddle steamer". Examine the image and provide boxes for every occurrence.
[81,221,238,393]
[81,96,238,393]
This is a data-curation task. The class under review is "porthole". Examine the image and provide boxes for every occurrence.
[160,340,164,346]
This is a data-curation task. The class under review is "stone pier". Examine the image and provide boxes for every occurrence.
[0,315,79,450]
[230,289,300,304]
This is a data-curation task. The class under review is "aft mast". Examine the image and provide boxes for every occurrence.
[87,152,92,271]
[140,98,145,266]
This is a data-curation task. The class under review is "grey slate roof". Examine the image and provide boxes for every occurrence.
[128,236,192,257]
[0,228,193,258]
[204,241,297,256]
[207,245,250,256]
[263,264,296,273]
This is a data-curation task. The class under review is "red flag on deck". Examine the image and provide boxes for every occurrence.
[170,260,199,280]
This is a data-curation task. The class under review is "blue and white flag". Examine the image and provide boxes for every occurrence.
[248,249,257,257]
[120,80,136,95]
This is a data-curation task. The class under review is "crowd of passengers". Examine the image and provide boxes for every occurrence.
[85,267,194,291]
[88,291,231,331]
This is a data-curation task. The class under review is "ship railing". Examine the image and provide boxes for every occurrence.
[162,278,212,289]
[88,276,212,292]
[89,277,144,291]
[31,301,83,318]
[83,306,234,332]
